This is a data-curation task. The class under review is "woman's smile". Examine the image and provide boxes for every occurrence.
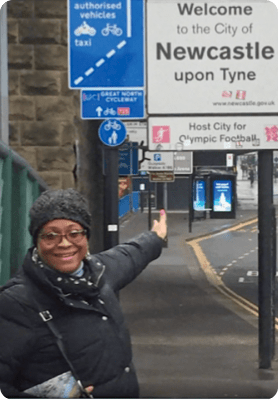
[54,251,78,260]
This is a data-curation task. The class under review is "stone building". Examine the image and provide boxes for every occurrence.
[8,0,81,189]
[7,0,104,251]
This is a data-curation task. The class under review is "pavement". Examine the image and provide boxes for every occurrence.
[118,178,278,399]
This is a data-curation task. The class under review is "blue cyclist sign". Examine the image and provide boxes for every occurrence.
[68,0,144,89]
[98,119,127,146]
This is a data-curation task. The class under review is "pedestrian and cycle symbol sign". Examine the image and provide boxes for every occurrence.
[81,89,144,119]
[68,0,144,89]
[98,119,127,146]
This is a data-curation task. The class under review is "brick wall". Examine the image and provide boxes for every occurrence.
[7,0,80,189]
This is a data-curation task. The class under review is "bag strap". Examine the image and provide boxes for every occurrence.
[38,310,92,398]
[26,281,93,399]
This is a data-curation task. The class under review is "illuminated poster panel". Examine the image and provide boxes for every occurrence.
[213,180,232,212]
[193,180,206,211]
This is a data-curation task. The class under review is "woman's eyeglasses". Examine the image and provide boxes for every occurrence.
[39,229,87,245]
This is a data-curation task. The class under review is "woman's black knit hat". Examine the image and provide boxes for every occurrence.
[29,189,91,244]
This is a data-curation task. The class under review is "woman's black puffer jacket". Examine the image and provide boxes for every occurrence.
[0,231,162,398]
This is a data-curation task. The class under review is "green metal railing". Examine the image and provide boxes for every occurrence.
[0,141,48,285]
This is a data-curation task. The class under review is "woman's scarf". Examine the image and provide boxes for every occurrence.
[23,248,100,304]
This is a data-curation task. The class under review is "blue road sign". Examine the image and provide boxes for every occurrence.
[68,0,144,89]
[81,89,144,119]
[118,142,138,175]
[119,143,131,175]
[99,119,127,147]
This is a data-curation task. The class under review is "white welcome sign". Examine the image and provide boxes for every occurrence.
[147,1,278,114]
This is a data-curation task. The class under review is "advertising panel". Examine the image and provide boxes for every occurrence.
[212,180,232,212]
[193,180,206,211]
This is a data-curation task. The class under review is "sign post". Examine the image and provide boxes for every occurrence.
[104,146,120,250]
[258,151,275,369]
[99,119,127,249]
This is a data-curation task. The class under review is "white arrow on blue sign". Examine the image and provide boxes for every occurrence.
[68,0,144,89]
[81,89,144,119]
[99,119,127,147]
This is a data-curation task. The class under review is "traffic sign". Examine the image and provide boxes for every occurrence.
[118,142,139,175]
[68,0,144,89]
[174,151,193,174]
[140,151,174,171]
[148,116,278,151]
[98,119,127,146]
[125,121,147,143]
[81,90,144,119]
[146,1,278,114]
[149,172,175,182]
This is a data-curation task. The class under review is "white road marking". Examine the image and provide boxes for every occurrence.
[96,58,105,67]
[127,0,132,37]
[106,49,116,58]
[117,40,127,49]
[73,40,127,86]
[85,67,94,76]
[74,76,84,85]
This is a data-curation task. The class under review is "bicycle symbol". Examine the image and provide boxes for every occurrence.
[104,108,117,116]
[101,24,123,36]
[104,120,121,131]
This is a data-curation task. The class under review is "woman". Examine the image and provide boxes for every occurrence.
[0,189,167,398]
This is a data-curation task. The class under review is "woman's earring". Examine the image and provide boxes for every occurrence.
[85,247,92,261]
[32,247,39,263]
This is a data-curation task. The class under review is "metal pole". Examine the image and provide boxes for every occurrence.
[189,175,193,233]
[140,190,144,213]
[272,206,276,359]
[148,184,152,230]
[104,147,119,250]
[258,150,274,369]
[0,2,9,145]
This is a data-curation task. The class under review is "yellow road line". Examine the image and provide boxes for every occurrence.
[187,217,278,329]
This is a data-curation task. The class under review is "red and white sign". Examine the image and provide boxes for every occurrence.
[152,126,170,143]
[148,116,278,151]
[118,107,130,116]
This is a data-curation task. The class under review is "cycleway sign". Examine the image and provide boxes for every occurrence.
[98,119,127,146]
[81,90,144,119]
[68,0,144,89]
